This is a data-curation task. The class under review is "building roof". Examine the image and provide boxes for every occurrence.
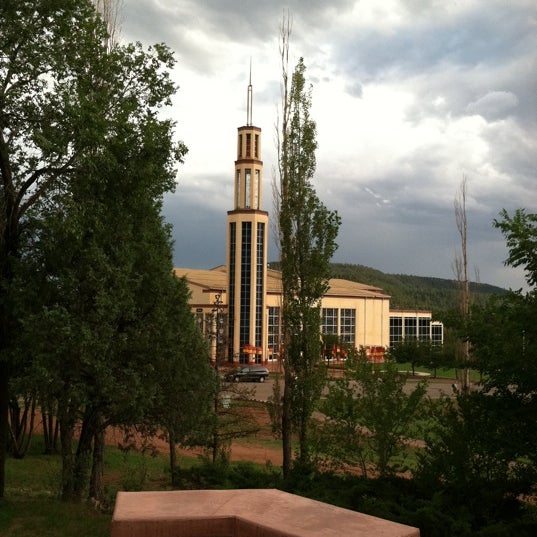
[173,266,227,292]
[174,266,390,300]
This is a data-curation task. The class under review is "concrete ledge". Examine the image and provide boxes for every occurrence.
[111,489,419,537]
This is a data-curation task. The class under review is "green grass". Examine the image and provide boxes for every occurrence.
[0,498,111,537]
[395,362,481,381]
[0,435,188,537]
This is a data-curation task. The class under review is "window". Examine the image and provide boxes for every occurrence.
[340,308,356,345]
[253,169,260,209]
[196,312,204,333]
[238,134,242,158]
[246,133,251,157]
[418,317,430,340]
[322,308,338,335]
[245,169,251,208]
[227,223,236,361]
[431,322,443,346]
[390,316,403,346]
[404,317,417,340]
[239,222,252,359]
[254,134,259,158]
[236,170,241,208]
[268,307,280,360]
[255,223,265,348]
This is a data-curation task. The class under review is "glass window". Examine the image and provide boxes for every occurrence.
[227,223,236,361]
[255,223,264,348]
[268,306,280,360]
[390,316,403,346]
[322,308,338,335]
[236,170,241,208]
[431,323,443,346]
[240,222,252,353]
[246,133,251,157]
[245,169,251,209]
[404,317,417,340]
[254,169,260,209]
[340,308,355,345]
[418,317,431,340]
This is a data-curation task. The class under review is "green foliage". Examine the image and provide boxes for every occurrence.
[0,0,194,501]
[144,275,217,481]
[416,208,537,534]
[387,339,442,376]
[494,209,537,288]
[172,459,282,491]
[416,393,536,535]
[277,54,340,470]
[319,351,427,477]
[267,377,283,439]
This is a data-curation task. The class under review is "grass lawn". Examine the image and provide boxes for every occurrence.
[395,362,481,382]
[0,435,185,537]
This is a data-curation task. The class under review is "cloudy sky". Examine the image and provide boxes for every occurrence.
[119,0,536,290]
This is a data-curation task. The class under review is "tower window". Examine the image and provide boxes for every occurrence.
[253,169,260,209]
[245,169,251,209]
[254,134,259,158]
[246,133,251,157]
[238,134,242,158]
[236,170,241,208]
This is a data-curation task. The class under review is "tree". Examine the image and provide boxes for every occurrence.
[453,177,472,391]
[494,208,537,289]
[388,339,435,376]
[417,209,537,527]
[320,351,427,477]
[0,0,185,499]
[470,210,537,466]
[275,16,341,474]
[144,276,217,486]
[0,0,98,499]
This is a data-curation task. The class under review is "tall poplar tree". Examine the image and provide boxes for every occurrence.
[276,18,340,475]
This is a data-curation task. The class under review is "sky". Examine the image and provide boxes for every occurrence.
[119,0,536,291]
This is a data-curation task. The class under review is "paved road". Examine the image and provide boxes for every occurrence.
[244,377,458,401]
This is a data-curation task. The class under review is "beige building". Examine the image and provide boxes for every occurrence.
[174,81,441,364]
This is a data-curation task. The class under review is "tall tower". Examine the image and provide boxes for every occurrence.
[226,72,268,363]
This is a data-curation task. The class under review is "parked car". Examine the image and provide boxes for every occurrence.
[225,365,269,383]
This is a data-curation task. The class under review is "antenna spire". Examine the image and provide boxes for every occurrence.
[247,59,253,126]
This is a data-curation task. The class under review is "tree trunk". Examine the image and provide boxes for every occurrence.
[282,368,293,476]
[89,425,105,504]
[0,369,8,498]
[42,401,59,455]
[60,418,75,501]
[8,394,36,459]
[73,408,97,502]
[168,428,177,486]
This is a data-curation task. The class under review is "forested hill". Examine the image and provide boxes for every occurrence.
[329,263,507,313]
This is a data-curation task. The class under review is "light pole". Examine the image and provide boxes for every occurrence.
[213,290,225,369]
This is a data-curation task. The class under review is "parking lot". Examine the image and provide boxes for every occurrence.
[243,376,458,401]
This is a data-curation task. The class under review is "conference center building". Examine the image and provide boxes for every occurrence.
[174,82,442,364]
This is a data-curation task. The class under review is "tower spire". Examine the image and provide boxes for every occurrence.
[247,59,253,126]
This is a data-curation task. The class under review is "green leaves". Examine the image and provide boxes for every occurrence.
[1,0,192,499]
[320,354,427,477]
[494,209,537,289]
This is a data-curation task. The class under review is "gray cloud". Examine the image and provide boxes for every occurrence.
[120,0,534,291]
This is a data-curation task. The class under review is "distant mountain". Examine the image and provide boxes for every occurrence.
[268,261,507,313]
[328,263,507,313]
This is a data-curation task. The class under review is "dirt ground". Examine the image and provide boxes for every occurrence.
[105,403,283,466]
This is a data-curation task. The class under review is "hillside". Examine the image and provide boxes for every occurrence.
[329,263,507,313]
